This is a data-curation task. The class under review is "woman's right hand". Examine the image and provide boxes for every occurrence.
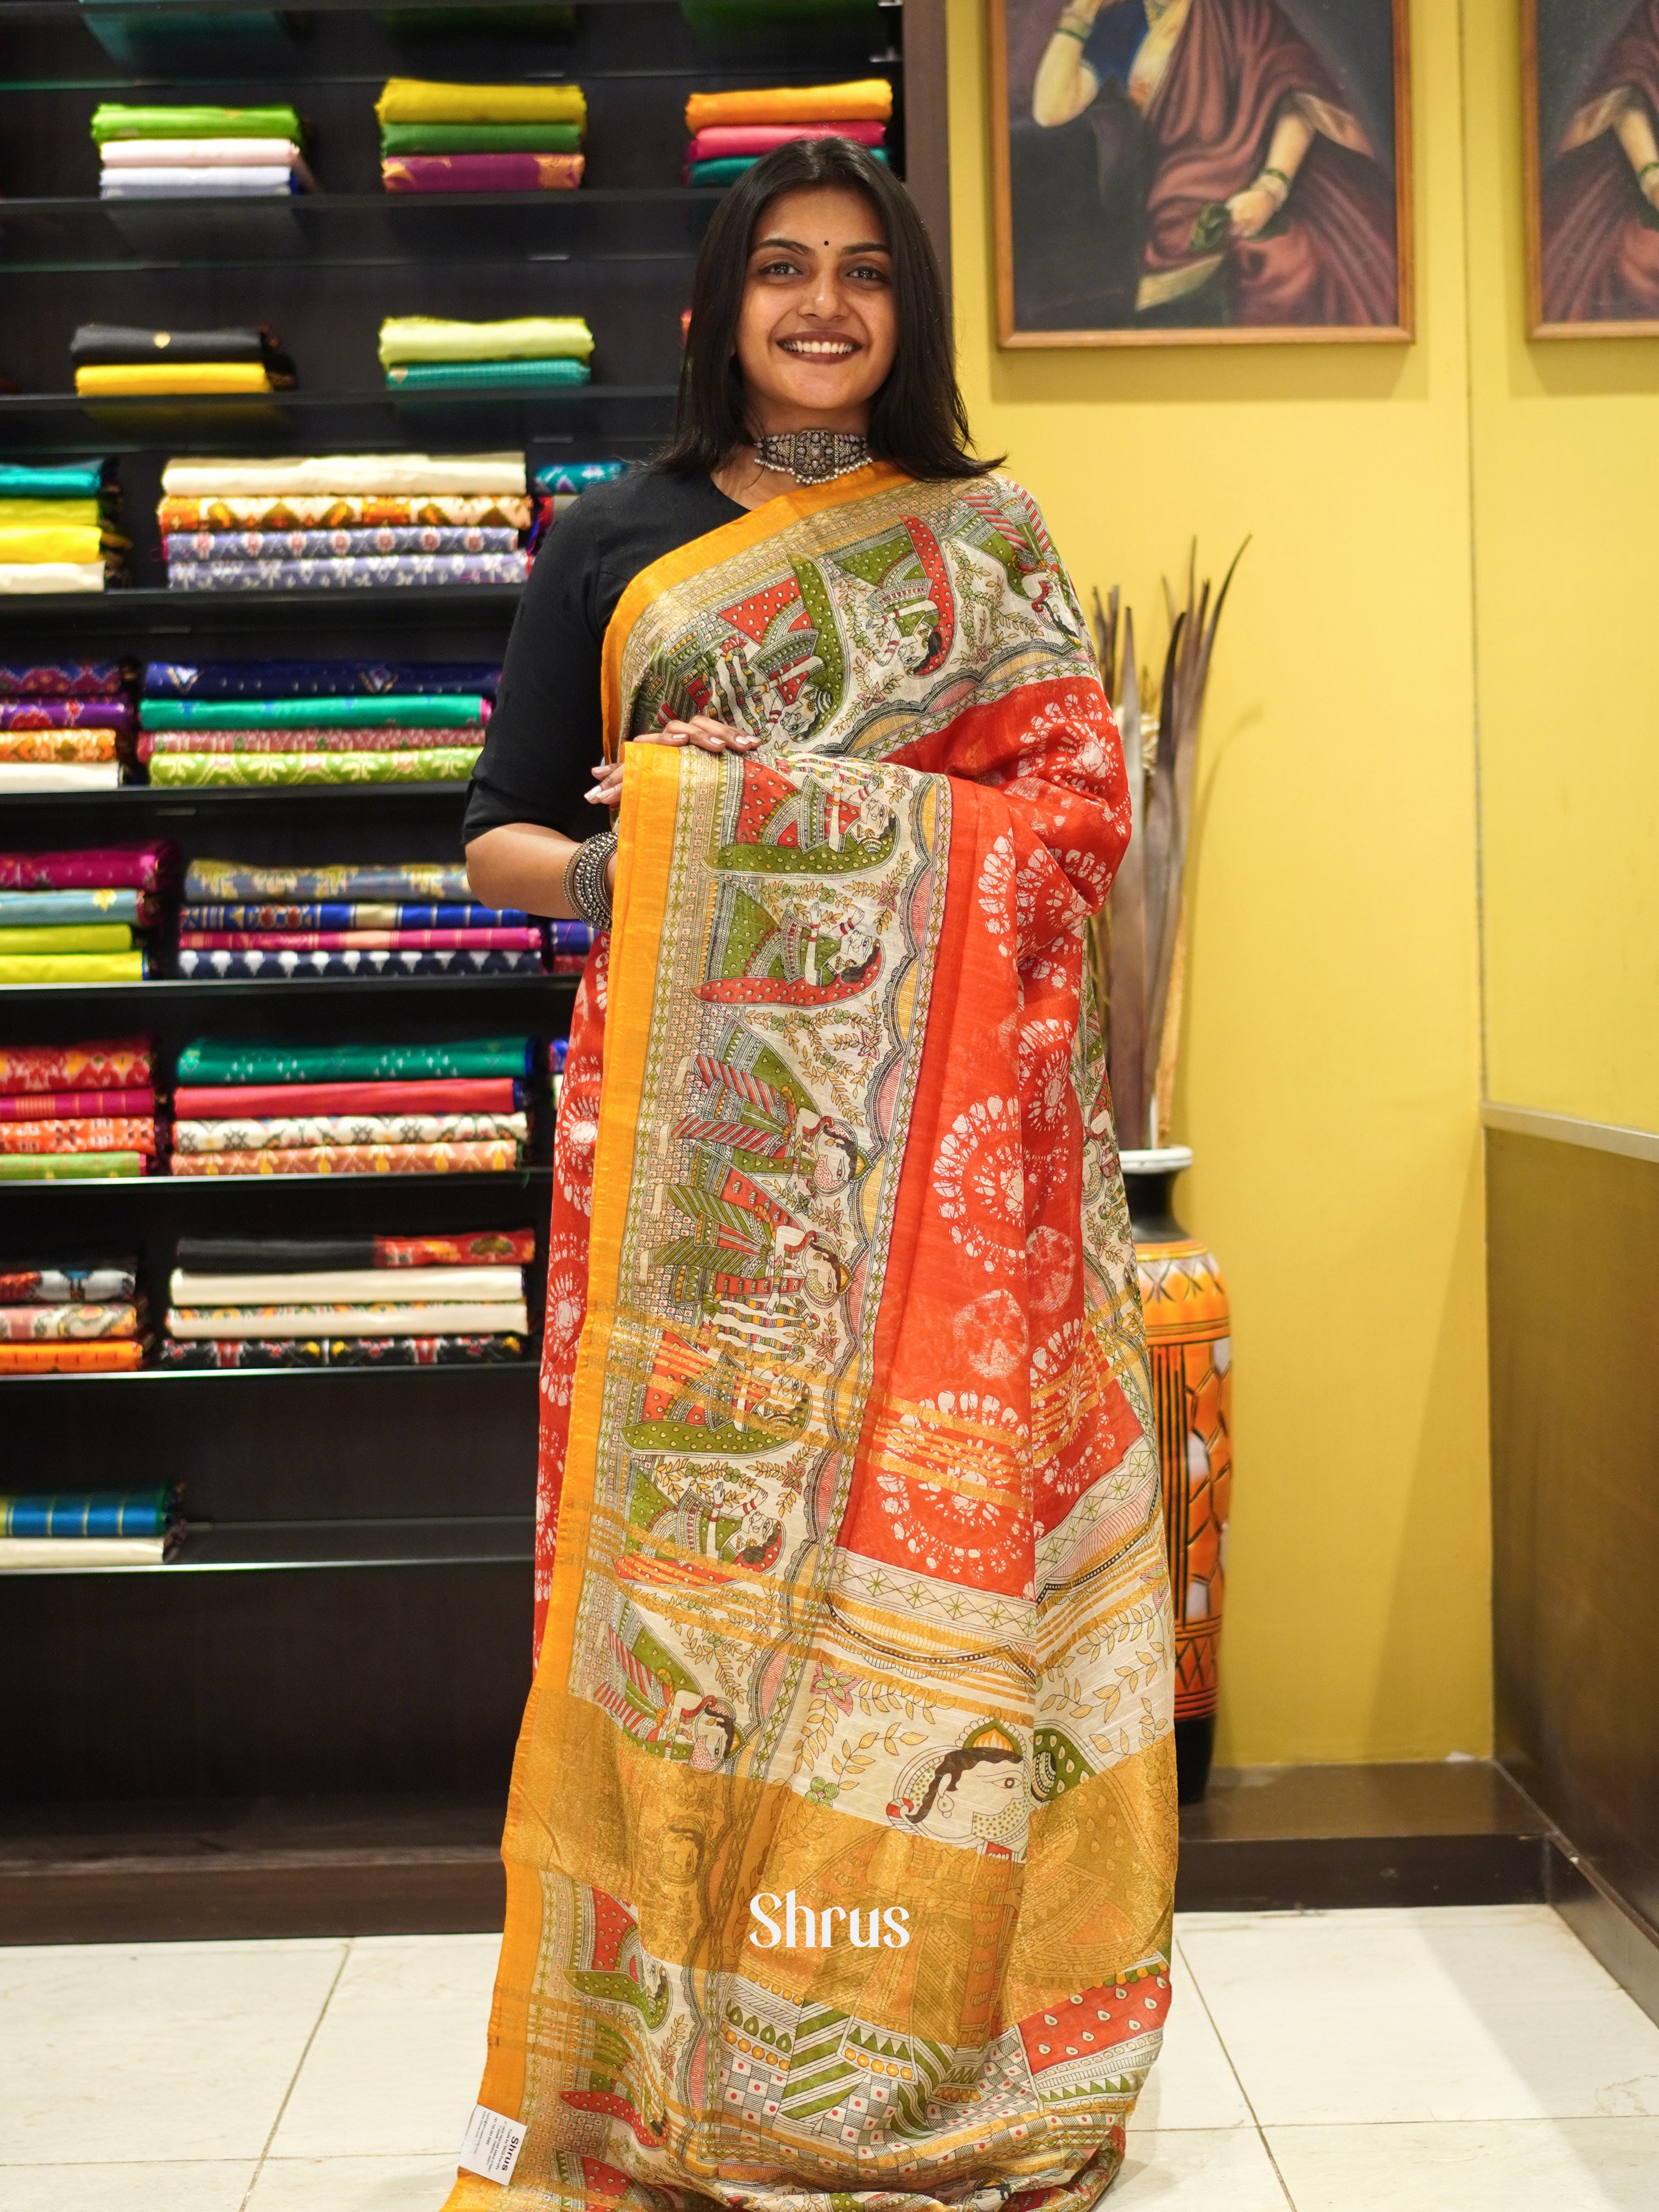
[585,716,758,810]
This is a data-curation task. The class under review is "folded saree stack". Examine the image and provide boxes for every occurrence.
[0,843,174,980]
[157,452,529,589]
[0,1486,179,1568]
[376,78,586,192]
[0,1039,161,1178]
[0,460,125,597]
[170,1031,537,1175]
[682,79,891,185]
[91,103,315,199]
[0,653,137,789]
[380,317,593,395]
[72,323,298,399]
[0,1254,144,1373]
[154,1224,535,1367]
[173,854,570,974]
[533,457,625,527]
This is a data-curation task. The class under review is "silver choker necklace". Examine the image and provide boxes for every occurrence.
[755,430,871,486]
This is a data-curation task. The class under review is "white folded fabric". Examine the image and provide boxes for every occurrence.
[166,1301,530,1339]
[0,562,105,594]
[0,763,123,791]
[168,1265,523,1306]
[101,137,303,166]
[101,169,296,198]
[0,1537,166,1568]
[162,453,527,496]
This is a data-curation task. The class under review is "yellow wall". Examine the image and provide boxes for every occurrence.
[946,0,1493,1762]
[1463,0,1659,1134]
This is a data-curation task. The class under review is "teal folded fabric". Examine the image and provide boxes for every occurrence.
[140,693,484,730]
[689,149,888,186]
[0,463,109,498]
[385,360,592,391]
[176,1036,534,1083]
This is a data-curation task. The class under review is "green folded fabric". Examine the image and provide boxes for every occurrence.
[689,148,888,187]
[0,462,108,498]
[385,360,591,391]
[379,122,583,154]
[377,315,594,366]
[0,953,146,983]
[0,924,133,954]
[178,1036,533,1082]
[148,748,479,787]
[0,1152,146,1180]
[91,103,305,143]
[140,695,484,731]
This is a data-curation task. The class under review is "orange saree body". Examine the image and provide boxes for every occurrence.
[453,464,1177,2212]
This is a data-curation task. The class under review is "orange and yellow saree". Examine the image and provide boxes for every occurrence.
[449,463,1176,2212]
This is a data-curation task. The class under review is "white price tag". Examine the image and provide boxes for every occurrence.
[458,2102,528,2185]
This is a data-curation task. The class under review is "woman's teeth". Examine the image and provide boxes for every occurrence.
[782,338,856,357]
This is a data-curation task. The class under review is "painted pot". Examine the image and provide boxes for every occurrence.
[1120,1146,1232,1805]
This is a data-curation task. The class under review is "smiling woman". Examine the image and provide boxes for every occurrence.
[447,137,1178,2212]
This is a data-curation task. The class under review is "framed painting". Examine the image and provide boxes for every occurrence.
[989,0,1414,347]
[1525,0,1659,335]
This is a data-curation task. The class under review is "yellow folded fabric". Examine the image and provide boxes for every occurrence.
[0,526,104,563]
[684,79,894,131]
[376,78,587,127]
[75,363,278,396]
[376,315,594,366]
[0,952,145,983]
[0,498,101,530]
[0,923,133,953]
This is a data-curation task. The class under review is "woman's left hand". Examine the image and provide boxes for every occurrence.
[1226,186,1280,240]
[585,716,758,808]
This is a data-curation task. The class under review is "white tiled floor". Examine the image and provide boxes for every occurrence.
[4,1907,1659,2209]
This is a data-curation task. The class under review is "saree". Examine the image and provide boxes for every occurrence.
[452,464,1174,2212]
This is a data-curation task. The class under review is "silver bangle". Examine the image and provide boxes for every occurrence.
[563,828,617,930]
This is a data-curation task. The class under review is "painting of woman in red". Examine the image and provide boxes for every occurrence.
[1534,0,1659,328]
[998,0,1409,339]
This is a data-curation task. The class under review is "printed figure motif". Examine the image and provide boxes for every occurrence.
[1531,0,1659,329]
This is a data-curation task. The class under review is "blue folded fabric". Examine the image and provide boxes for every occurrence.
[0,890,146,925]
[144,659,500,701]
[2,1490,173,1538]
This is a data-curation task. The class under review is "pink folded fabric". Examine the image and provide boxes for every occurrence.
[0,842,174,891]
[382,154,584,193]
[176,927,543,953]
[687,122,886,160]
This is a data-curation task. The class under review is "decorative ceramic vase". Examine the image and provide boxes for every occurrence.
[1119,1146,1232,1805]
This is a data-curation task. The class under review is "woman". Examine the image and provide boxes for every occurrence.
[452,137,1176,2212]
[1539,1,1659,325]
[1031,0,1398,326]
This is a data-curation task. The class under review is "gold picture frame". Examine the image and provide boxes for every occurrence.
[989,0,1415,347]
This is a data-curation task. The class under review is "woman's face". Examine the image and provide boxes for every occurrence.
[735,186,898,435]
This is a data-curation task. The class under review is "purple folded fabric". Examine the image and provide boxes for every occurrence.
[0,699,133,731]
[382,153,584,193]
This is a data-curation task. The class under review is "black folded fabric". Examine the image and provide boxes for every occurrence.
[69,324,294,372]
[175,1235,383,1273]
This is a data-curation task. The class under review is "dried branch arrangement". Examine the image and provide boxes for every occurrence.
[1092,543,1246,1153]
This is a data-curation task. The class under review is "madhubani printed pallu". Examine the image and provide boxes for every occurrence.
[451,464,1176,2212]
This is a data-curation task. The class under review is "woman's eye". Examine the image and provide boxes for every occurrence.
[848,262,889,283]
[757,258,802,278]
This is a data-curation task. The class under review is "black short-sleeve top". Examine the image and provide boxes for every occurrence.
[462,468,744,847]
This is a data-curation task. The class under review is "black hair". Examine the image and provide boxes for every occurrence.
[657,138,998,483]
[906,1743,1022,1826]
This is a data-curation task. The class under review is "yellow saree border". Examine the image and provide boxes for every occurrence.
[598,461,910,757]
